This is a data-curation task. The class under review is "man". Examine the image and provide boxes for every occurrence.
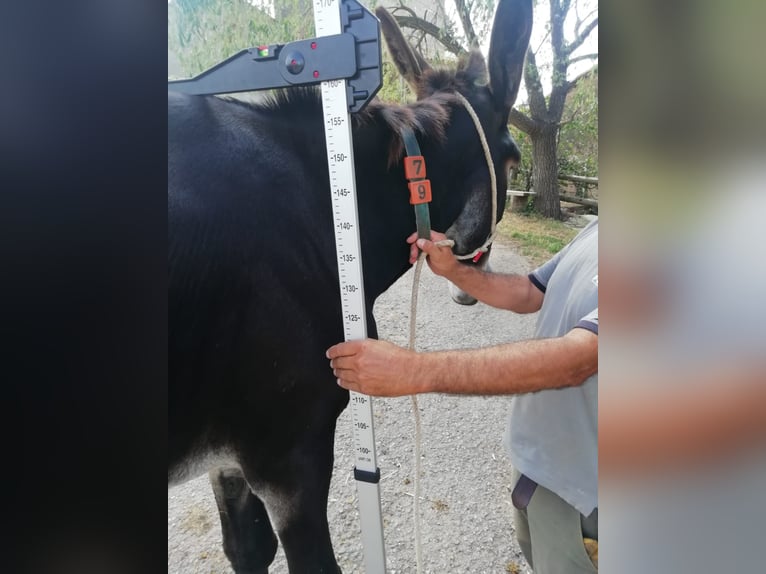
[327,218,598,573]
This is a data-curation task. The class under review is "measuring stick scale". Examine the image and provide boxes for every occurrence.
[313,1,386,572]
[318,81,379,474]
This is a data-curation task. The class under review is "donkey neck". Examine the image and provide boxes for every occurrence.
[349,95,457,302]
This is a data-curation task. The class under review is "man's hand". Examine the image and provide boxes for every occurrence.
[326,339,423,397]
[406,230,459,278]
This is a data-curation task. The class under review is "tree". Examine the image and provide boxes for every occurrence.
[508,0,597,218]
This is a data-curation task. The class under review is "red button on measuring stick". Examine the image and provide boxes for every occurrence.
[408,180,432,205]
[404,156,426,180]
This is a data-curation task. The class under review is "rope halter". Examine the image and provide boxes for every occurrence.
[451,92,499,261]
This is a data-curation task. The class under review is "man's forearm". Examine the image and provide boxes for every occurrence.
[446,264,542,313]
[413,328,598,395]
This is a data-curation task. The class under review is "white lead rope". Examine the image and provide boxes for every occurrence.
[406,93,497,573]
[452,92,499,261]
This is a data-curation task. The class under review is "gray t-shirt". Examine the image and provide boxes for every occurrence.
[505,218,598,516]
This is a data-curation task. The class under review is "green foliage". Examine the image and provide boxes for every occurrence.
[377,56,415,104]
[558,66,598,177]
[168,0,316,79]
[522,195,536,214]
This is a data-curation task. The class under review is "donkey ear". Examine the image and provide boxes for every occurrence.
[376,7,432,89]
[487,0,533,116]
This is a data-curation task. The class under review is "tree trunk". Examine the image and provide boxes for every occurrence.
[531,125,561,219]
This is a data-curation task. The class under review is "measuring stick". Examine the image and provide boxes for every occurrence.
[313,1,386,572]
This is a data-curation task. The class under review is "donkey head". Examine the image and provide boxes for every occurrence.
[377,0,533,257]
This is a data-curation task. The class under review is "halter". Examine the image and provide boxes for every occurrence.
[400,92,499,261]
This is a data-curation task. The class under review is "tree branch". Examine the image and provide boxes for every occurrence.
[391,9,467,56]
[534,25,552,56]
[508,107,539,135]
[453,0,479,49]
[524,48,549,120]
[568,52,598,66]
[566,17,598,57]
[575,7,598,37]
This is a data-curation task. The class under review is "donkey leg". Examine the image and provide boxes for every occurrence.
[246,441,341,574]
[210,466,278,574]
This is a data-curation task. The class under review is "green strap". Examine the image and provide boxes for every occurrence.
[401,127,432,241]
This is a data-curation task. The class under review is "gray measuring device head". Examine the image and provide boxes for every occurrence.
[168,0,381,113]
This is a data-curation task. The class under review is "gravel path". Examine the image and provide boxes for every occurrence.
[168,239,536,574]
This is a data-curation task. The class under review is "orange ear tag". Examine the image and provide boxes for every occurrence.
[408,180,432,205]
[404,156,426,180]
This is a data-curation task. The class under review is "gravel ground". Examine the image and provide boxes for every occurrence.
[168,238,537,574]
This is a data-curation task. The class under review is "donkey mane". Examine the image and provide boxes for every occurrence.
[221,48,491,170]
[222,82,463,168]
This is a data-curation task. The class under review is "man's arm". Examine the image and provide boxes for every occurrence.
[408,232,544,313]
[327,327,597,397]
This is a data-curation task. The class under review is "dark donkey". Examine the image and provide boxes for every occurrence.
[168,1,532,572]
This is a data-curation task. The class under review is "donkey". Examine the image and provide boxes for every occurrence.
[168,1,532,572]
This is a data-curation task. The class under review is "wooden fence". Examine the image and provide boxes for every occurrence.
[507,174,599,212]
